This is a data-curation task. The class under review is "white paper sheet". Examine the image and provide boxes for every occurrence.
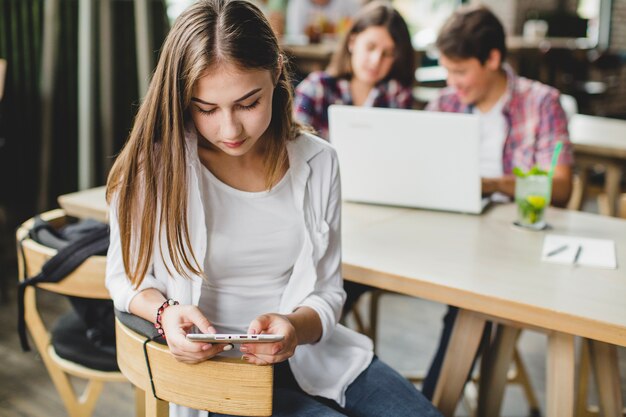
[541,234,617,269]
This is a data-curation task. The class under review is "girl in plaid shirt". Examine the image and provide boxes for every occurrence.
[293,1,416,139]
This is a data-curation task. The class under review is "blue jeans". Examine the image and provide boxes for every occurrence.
[210,356,442,417]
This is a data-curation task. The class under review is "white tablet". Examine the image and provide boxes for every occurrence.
[186,333,284,343]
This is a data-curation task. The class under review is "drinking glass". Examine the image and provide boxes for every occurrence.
[515,175,550,229]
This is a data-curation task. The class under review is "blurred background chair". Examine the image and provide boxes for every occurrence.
[17,209,132,417]
[115,312,274,417]
[568,114,626,216]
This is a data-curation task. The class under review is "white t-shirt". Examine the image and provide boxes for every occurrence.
[198,167,304,334]
[286,0,361,36]
[473,93,508,178]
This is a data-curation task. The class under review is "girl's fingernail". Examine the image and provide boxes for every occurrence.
[223,343,233,351]
[241,355,249,361]
[239,346,248,352]
[208,326,217,334]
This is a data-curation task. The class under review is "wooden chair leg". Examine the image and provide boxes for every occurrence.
[598,194,611,217]
[349,302,368,336]
[368,289,384,347]
[348,289,385,349]
[512,349,541,417]
[604,165,622,217]
[135,387,146,417]
[144,388,168,417]
[48,364,104,417]
[568,172,586,211]
[619,194,626,219]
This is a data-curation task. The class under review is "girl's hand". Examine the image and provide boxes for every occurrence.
[160,304,230,364]
[240,314,298,365]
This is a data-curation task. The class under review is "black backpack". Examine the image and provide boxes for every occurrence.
[17,216,114,355]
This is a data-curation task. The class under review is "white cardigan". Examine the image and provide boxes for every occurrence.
[106,131,374,416]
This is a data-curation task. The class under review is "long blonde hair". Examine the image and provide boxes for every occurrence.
[107,0,303,287]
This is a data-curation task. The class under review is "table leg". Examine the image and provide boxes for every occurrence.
[571,165,590,211]
[477,324,522,417]
[432,309,487,417]
[588,339,624,417]
[547,332,575,417]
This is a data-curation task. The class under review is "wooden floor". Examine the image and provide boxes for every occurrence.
[0,283,135,417]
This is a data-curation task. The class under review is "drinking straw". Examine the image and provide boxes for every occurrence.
[548,141,563,180]
[548,141,563,197]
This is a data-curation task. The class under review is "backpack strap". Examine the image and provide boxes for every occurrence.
[17,225,109,351]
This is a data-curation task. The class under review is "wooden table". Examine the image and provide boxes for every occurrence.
[59,189,625,416]
[342,202,625,417]
[569,114,626,217]
[57,186,108,223]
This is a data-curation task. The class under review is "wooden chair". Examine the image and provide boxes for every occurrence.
[115,313,274,417]
[16,209,130,417]
[598,193,626,218]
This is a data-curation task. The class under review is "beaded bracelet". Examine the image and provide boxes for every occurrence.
[155,299,179,338]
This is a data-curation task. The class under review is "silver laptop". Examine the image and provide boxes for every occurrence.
[328,105,488,214]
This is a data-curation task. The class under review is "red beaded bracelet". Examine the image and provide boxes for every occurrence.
[155,299,179,338]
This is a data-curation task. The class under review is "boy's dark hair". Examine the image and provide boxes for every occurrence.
[436,5,506,64]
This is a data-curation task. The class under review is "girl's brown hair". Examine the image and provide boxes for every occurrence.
[106,0,302,287]
[326,1,415,87]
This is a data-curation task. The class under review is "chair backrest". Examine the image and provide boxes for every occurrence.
[116,318,274,417]
[559,94,578,121]
[17,209,110,299]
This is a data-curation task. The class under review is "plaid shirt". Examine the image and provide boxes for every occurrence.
[294,71,414,139]
[426,66,574,174]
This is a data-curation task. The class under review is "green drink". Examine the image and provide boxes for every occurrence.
[515,174,550,229]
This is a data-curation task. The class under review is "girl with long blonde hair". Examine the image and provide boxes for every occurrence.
[106,1,440,416]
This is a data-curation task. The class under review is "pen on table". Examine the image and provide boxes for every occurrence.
[573,245,583,266]
[546,244,569,257]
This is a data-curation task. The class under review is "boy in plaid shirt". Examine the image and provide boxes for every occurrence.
[423,5,574,399]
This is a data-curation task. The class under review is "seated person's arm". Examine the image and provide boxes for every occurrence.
[483,90,574,207]
[482,164,572,207]
[482,175,514,198]
[548,164,573,207]
[287,306,323,344]
[130,288,229,363]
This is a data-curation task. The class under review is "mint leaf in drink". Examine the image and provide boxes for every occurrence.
[528,166,548,176]
[513,167,526,178]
